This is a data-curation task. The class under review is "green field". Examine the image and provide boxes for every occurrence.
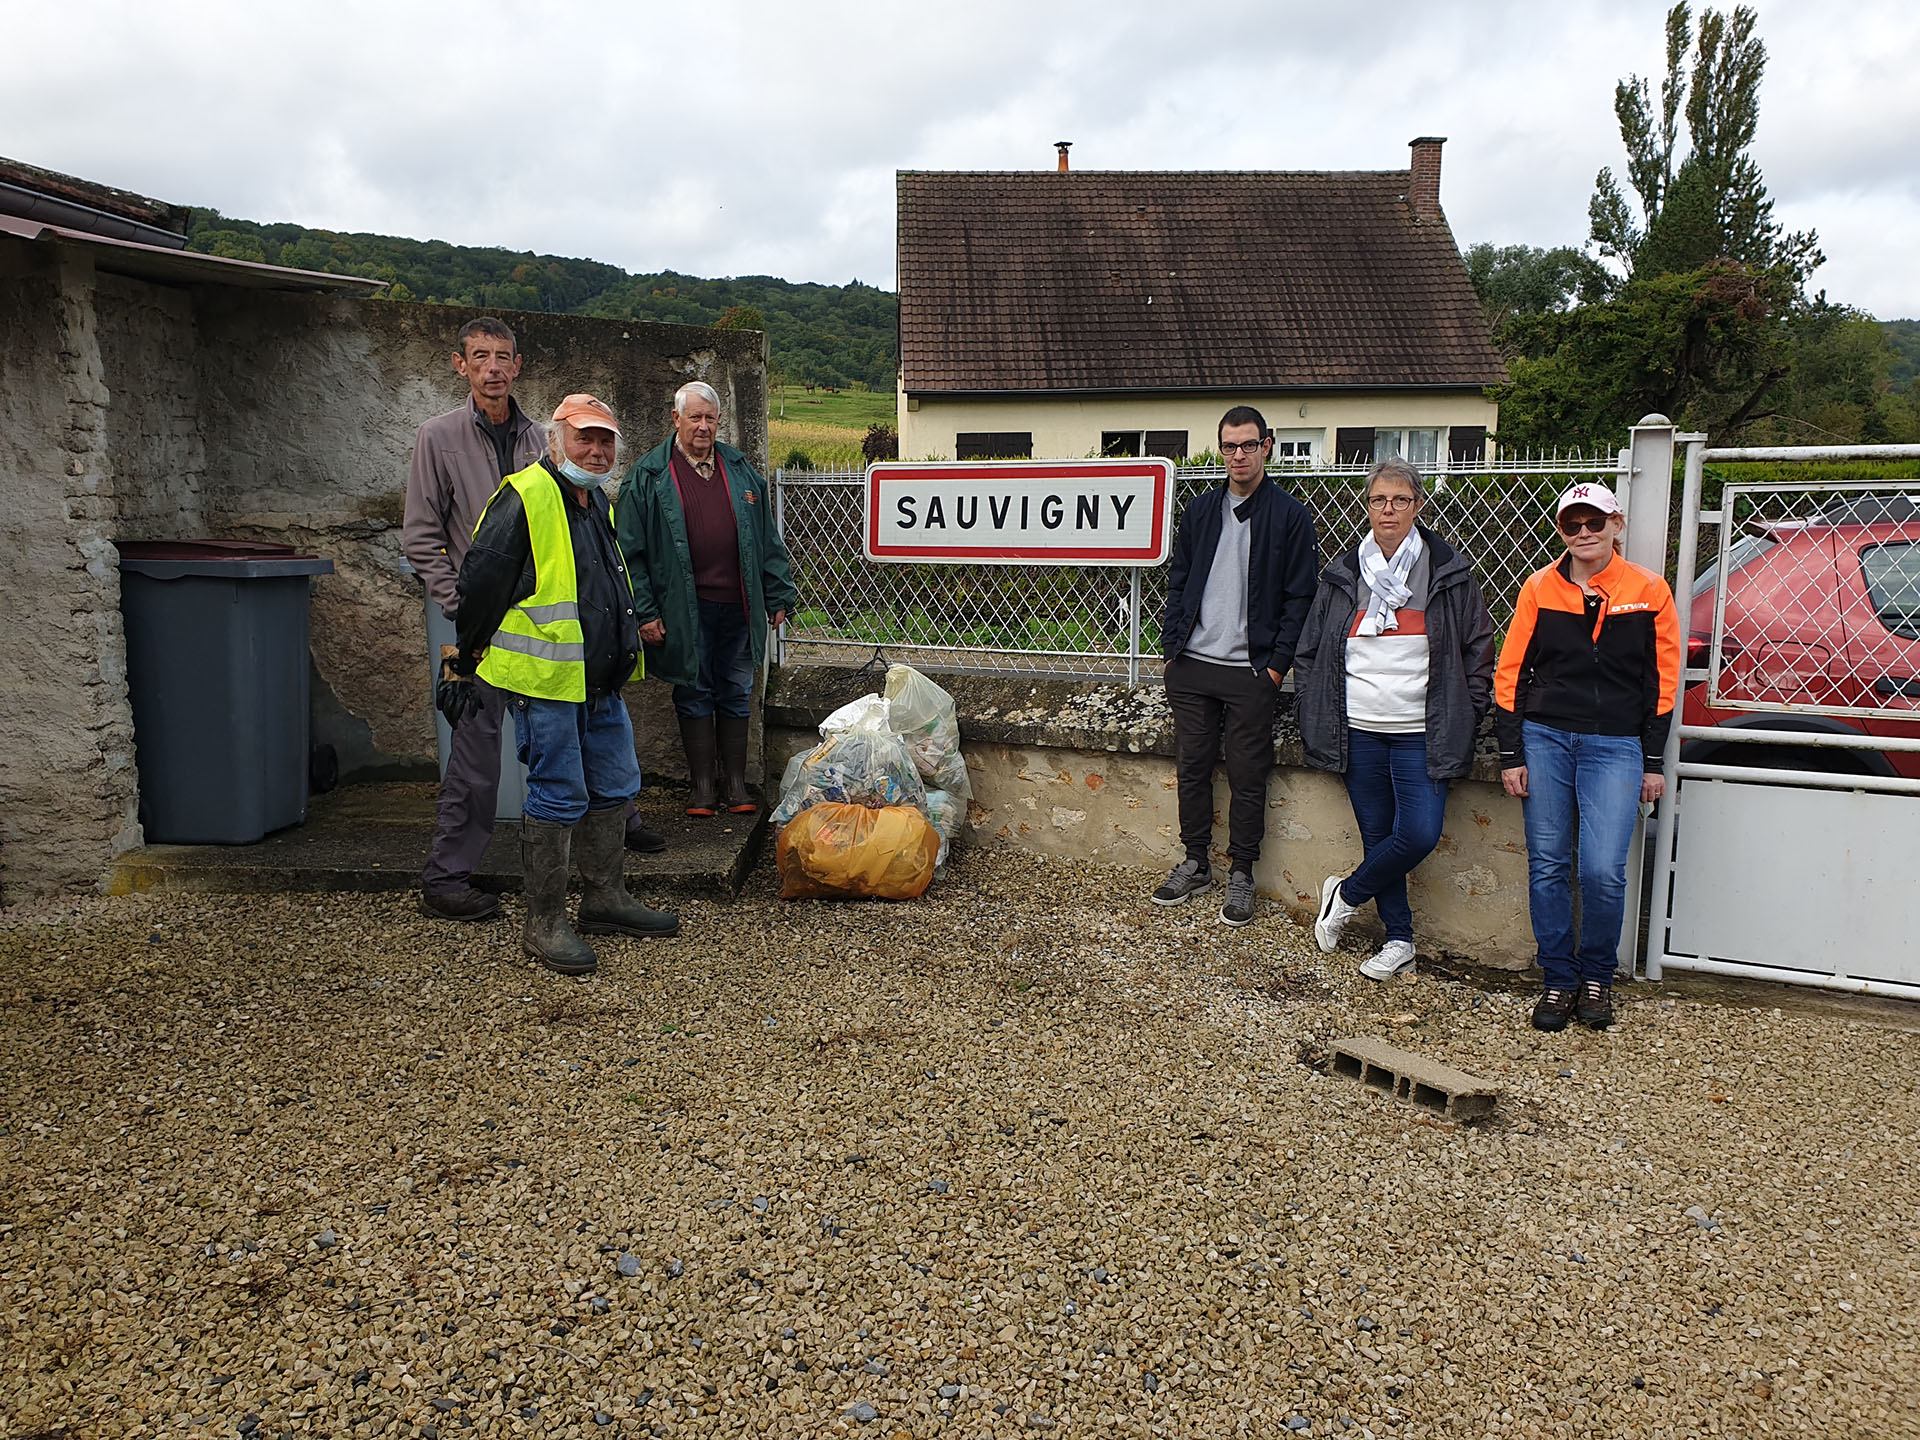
[768,384,896,470]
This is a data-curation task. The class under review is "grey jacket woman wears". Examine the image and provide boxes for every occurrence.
[1294,525,1497,780]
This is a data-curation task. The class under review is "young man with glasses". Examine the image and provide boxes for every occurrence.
[1153,406,1321,924]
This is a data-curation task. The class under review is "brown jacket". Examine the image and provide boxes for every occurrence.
[402,396,547,619]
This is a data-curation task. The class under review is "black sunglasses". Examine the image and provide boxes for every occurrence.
[1558,514,1612,536]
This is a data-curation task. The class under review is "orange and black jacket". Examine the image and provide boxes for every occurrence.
[1493,552,1682,770]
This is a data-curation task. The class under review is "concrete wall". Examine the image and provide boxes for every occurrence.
[765,666,1533,969]
[0,231,768,899]
[897,386,1499,464]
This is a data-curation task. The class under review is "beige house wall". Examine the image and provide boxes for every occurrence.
[896,386,1500,463]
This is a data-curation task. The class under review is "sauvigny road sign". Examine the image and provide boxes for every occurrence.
[864,459,1176,566]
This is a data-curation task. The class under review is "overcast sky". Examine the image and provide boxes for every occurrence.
[8,0,1917,317]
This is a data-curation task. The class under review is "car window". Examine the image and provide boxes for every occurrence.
[1861,541,1920,640]
[1692,534,1777,598]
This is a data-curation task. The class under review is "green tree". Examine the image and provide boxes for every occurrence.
[1589,2,1820,286]
[1464,243,1612,324]
[714,304,767,332]
[1492,261,1796,451]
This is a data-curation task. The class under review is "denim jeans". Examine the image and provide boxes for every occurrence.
[671,598,756,719]
[1521,719,1644,988]
[1339,729,1449,943]
[509,692,643,825]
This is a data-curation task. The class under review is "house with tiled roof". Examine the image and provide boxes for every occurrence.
[895,139,1506,467]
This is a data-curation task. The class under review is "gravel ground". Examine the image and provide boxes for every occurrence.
[3,851,1918,1440]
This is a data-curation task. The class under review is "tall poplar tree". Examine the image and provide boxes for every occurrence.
[1588,2,1821,286]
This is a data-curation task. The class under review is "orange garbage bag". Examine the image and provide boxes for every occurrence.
[777,801,940,900]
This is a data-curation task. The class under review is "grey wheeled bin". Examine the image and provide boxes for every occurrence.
[117,540,335,844]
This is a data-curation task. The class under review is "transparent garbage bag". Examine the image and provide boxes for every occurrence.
[772,727,927,826]
[884,663,972,800]
[923,787,966,867]
[778,801,940,900]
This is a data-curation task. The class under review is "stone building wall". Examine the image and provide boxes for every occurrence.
[0,249,144,899]
[0,232,767,900]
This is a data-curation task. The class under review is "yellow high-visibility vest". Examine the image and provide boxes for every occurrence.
[475,462,643,702]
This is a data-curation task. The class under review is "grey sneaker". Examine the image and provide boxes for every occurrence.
[1219,870,1256,927]
[1151,856,1213,906]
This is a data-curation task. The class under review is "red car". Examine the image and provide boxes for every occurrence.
[1682,494,1920,779]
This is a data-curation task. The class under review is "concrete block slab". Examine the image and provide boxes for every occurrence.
[1329,1036,1498,1120]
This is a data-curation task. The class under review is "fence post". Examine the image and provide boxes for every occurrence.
[1614,417,1676,978]
[771,469,787,669]
[1127,568,1143,688]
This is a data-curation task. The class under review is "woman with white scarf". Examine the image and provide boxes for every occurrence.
[1293,458,1496,979]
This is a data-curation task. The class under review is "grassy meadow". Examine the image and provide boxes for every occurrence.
[767,384,895,471]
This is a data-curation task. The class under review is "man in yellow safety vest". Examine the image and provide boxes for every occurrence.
[444,394,679,974]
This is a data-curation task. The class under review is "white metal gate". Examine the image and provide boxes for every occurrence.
[1646,441,1920,998]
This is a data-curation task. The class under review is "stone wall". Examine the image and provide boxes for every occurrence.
[0,248,144,900]
[0,232,767,899]
[765,666,1535,969]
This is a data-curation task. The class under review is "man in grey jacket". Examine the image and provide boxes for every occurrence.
[402,318,547,922]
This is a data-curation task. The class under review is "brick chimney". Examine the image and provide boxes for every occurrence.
[1055,140,1072,173]
[1407,136,1445,221]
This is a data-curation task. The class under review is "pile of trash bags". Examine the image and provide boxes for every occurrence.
[774,664,971,901]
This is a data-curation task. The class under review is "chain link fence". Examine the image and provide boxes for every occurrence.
[1698,479,1920,719]
[773,458,1629,679]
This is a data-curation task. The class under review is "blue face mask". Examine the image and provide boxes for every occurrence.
[556,455,610,486]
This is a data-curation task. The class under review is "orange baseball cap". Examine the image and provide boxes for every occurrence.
[552,393,620,434]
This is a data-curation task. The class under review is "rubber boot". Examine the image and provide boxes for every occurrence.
[680,713,719,817]
[519,819,599,975]
[716,713,757,814]
[575,805,681,938]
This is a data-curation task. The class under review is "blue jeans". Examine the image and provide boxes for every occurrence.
[671,598,755,719]
[1521,720,1644,988]
[1339,729,1449,943]
[509,693,643,825]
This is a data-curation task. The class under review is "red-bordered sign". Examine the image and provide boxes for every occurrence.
[864,458,1175,566]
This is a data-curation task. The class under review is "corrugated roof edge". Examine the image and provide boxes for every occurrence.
[0,214,388,294]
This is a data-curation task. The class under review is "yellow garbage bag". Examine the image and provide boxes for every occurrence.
[777,801,940,901]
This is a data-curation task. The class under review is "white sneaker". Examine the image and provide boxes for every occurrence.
[1359,939,1417,981]
[1313,874,1358,953]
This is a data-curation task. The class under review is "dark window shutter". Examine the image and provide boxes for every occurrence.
[1335,427,1376,465]
[956,432,1032,460]
[1448,426,1487,464]
[1144,430,1188,460]
[1101,431,1141,457]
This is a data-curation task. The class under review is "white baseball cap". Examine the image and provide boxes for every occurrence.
[1555,481,1622,518]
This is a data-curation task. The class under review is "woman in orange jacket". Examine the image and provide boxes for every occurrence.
[1494,482,1680,1033]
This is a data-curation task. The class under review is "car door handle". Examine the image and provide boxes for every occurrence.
[1873,675,1920,698]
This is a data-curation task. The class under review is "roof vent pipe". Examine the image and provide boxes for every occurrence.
[1055,141,1072,172]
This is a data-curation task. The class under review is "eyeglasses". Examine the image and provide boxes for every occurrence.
[1366,495,1415,512]
[1219,439,1268,456]
[1558,514,1613,536]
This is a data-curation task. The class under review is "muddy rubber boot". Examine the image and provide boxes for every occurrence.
[519,819,599,976]
[575,805,681,938]
[716,713,757,814]
[679,713,719,817]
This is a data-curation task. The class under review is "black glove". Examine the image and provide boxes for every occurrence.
[435,644,484,728]
[436,675,484,729]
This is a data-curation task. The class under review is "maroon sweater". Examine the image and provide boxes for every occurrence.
[671,446,745,604]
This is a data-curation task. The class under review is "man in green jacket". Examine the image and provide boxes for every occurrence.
[614,381,799,816]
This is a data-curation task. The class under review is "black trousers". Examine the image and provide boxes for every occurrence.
[1165,654,1279,868]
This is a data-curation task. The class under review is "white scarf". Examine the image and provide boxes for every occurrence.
[1356,527,1424,636]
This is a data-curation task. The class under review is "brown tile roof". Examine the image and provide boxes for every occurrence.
[897,169,1507,393]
